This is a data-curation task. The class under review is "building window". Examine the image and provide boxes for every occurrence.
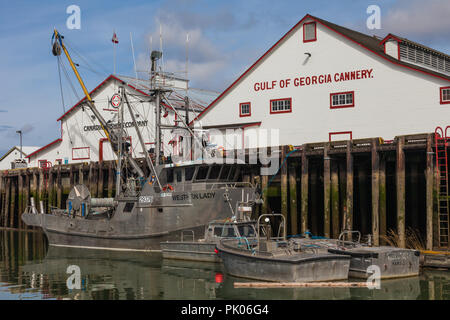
[329,131,352,142]
[303,22,317,43]
[239,102,251,117]
[440,87,450,104]
[270,98,292,114]
[330,91,355,109]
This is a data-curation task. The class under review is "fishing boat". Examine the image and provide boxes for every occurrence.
[161,201,257,262]
[216,214,351,282]
[21,29,259,252]
[292,231,420,279]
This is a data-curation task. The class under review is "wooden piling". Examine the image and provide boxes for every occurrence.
[18,173,24,229]
[396,136,406,248]
[107,161,114,199]
[0,172,3,227]
[300,146,309,234]
[10,177,16,228]
[345,141,354,233]
[47,167,54,209]
[426,133,434,250]
[38,169,45,211]
[331,160,340,238]
[371,138,380,246]
[57,165,62,209]
[280,146,288,222]
[323,144,331,238]
[98,162,104,198]
[338,160,347,235]
[379,156,387,245]
[78,164,83,185]
[288,162,298,235]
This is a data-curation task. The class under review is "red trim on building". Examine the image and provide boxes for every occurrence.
[72,147,90,161]
[270,98,292,114]
[241,122,262,148]
[57,74,170,122]
[26,139,62,159]
[189,14,450,126]
[330,91,355,109]
[303,21,317,43]
[38,160,51,168]
[382,35,401,60]
[379,34,402,46]
[239,102,251,117]
[440,86,450,105]
[329,131,352,141]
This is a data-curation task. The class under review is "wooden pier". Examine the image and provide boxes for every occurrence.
[0,132,449,251]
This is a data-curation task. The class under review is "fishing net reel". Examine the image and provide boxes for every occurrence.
[67,184,91,217]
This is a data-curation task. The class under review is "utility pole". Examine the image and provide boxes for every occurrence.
[16,130,23,159]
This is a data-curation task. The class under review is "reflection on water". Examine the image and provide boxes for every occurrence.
[0,229,449,300]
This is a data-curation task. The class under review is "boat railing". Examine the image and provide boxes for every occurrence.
[337,230,361,247]
[181,230,195,242]
[257,213,287,243]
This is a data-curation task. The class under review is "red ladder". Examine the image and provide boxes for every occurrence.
[435,126,449,248]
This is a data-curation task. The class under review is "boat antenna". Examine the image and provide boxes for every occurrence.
[130,32,139,85]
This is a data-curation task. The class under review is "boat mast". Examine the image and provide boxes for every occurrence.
[150,51,163,165]
[116,86,124,196]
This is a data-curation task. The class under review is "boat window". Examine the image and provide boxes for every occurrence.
[228,166,237,181]
[195,166,209,180]
[185,167,195,181]
[176,170,182,182]
[214,226,236,237]
[238,224,256,237]
[219,165,231,180]
[166,169,174,183]
[208,165,221,180]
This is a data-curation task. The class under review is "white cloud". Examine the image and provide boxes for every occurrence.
[383,0,450,42]
[136,14,230,90]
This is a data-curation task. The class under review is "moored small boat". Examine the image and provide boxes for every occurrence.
[216,214,351,282]
[293,231,420,279]
[161,202,258,262]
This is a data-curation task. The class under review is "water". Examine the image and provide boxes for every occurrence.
[0,229,449,300]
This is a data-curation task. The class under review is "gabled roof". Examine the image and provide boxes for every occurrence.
[380,33,450,60]
[0,146,40,162]
[25,139,62,159]
[57,74,150,121]
[57,74,213,122]
[190,14,450,125]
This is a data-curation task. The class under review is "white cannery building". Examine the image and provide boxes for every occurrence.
[26,74,216,168]
[191,14,450,149]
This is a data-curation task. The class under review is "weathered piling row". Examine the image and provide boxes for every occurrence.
[0,133,447,250]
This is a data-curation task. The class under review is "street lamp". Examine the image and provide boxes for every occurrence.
[16,130,22,159]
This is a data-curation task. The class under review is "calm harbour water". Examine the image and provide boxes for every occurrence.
[0,229,449,300]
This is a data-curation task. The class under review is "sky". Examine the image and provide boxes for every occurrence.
[0,0,449,156]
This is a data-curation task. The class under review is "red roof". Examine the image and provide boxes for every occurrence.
[25,139,62,159]
[57,74,155,121]
[190,14,450,125]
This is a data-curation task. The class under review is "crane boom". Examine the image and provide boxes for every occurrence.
[52,29,145,178]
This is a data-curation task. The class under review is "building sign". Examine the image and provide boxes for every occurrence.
[253,68,374,91]
[110,94,122,108]
[84,120,148,132]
